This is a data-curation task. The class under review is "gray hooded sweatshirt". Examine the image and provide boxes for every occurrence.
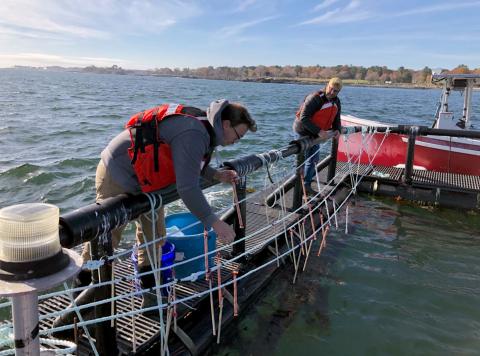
[100,99,230,228]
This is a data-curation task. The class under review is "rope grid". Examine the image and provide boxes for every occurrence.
[0,128,391,355]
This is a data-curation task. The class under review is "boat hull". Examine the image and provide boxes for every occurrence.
[338,115,480,176]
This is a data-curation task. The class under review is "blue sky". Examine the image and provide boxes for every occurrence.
[0,0,479,70]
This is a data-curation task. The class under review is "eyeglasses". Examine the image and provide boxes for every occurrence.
[232,125,242,141]
[327,85,340,95]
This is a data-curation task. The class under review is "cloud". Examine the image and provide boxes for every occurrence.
[217,16,277,39]
[0,52,129,68]
[313,0,340,11]
[0,0,110,39]
[299,0,371,25]
[234,0,258,12]
[394,1,480,17]
[333,32,480,42]
[0,25,65,40]
[0,0,202,42]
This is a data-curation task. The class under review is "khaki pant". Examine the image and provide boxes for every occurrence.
[81,160,165,267]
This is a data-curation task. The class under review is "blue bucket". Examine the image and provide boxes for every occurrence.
[161,241,175,283]
[165,212,216,279]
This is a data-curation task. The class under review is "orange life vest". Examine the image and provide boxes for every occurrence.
[296,92,339,130]
[125,104,215,193]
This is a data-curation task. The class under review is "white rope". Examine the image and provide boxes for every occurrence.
[0,324,77,356]
[36,155,379,335]
[2,135,395,342]
[143,192,168,356]
[39,158,351,311]
[31,149,382,323]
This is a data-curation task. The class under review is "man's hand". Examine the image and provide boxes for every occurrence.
[317,130,331,140]
[211,219,236,244]
[213,169,238,184]
[318,130,340,141]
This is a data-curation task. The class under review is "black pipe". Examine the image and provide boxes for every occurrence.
[232,177,246,257]
[59,193,159,248]
[58,136,326,250]
[356,180,479,210]
[91,234,118,356]
[291,152,305,212]
[327,137,339,183]
[403,127,418,184]
[59,183,216,249]
[348,125,480,139]
[62,122,476,250]
[223,136,323,177]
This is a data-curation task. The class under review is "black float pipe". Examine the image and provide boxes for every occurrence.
[222,136,322,176]
[59,184,216,249]
[58,136,326,250]
[90,232,118,356]
[58,125,480,250]
[327,137,339,183]
[351,125,480,139]
[356,180,479,210]
[403,127,418,184]
[59,193,161,248]
[291,152,305,212]
[232,177,247,257]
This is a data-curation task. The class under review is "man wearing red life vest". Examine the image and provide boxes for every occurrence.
[293,77,342,195]
[81,100,256,284]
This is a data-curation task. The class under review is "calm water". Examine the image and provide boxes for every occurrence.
[1,69,480,355]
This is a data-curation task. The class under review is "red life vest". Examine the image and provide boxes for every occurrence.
[296,92,339,130]
[125,104,215,193]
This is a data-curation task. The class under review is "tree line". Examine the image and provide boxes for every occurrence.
[83,64,479,84]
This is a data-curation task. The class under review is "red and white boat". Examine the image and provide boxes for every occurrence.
[338,74,480,176]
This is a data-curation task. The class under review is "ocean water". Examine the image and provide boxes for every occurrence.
[1,68,480,355]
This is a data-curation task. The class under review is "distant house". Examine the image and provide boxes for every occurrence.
[385,80,392,84]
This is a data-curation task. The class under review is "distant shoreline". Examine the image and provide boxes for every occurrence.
[6,65,440,90]
[238,76,437,89]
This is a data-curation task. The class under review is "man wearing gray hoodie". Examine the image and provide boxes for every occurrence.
[81,99,257,276]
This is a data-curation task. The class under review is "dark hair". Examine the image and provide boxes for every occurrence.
[221,103,257,132]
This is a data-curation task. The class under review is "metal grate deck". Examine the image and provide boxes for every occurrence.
[412,169,480,191]
[334,161,480,193]
[368,165,404,181]
[335,161,374,182]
